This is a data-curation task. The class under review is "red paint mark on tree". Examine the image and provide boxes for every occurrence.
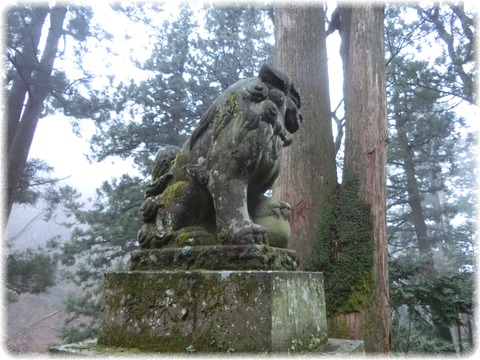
[291,199,309,224]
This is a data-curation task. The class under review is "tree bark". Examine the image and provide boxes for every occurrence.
[7,7,49,149]
[6,6,67,220]
[340,4,390,353]
[395,116,434,260]
[273,4,337,268]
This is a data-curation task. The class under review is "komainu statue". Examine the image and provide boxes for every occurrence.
[137,64,302,249]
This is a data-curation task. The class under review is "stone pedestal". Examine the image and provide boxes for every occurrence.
[130,244,298,271]
[97,270,327,353]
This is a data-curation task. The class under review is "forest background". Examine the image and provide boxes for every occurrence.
[2,0,477,355]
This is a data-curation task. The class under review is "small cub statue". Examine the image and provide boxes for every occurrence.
[137,64,302,249]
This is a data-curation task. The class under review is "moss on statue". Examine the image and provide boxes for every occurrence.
[174,226,218,247]
[137,64,303,249]
[305,174,374,317]
[171,150,188,180]
[159,180,189,207]
[227,91,241,113]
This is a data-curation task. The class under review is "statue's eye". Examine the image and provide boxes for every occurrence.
[253,83,266,92]
[245,81,268,102]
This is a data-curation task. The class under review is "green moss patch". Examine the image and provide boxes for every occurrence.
[159,180,189,208]
[171,150,188,180]
[227,91,241,113]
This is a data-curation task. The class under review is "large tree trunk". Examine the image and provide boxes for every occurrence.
[339,4,390,353]
[273,4,337,268]
[6,6,67,220]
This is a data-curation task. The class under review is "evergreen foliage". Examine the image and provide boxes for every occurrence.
[12,159,55,206]
[6,247,56,301]
[384,3,476,353]
[87,3,273,171]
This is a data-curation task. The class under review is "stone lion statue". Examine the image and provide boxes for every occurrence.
[137,64,302,249]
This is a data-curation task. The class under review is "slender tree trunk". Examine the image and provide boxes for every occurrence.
[340,4,390,353]
[419,4,475,104]
[394,112,454,344]
[6,6,67,220]
[395,118,433,258]
[430,149,452,247]
[273,3,337,268]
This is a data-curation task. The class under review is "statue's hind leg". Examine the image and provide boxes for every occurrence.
[137,180,218,248]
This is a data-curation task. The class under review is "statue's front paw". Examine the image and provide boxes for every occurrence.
[220,222,267,245]
[235,223,268,245]
[137,224,154,248]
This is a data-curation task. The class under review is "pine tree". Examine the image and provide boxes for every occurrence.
[385,3,476,353]
[4,4,112,222]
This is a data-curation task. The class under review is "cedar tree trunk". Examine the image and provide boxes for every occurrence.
[273,4,338,268]
[339,4,391,353]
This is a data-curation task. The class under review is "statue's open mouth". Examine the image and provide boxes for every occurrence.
[280,131,293,146]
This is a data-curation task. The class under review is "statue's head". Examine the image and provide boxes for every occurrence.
[258,64,302,135]
[190,64,302,150]
[232,63,303,147]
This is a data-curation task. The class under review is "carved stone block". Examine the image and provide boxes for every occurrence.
[97,271,327,353]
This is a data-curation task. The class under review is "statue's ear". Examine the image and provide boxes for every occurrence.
[289,82,301,109]
[285,99,302,134]
[258,64,290,93]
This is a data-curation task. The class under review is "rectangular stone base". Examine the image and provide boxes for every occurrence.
[98,271,327,353]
